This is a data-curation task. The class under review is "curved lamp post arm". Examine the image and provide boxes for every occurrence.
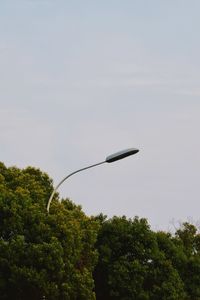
[47,161,106,213]
[47,147,139,213]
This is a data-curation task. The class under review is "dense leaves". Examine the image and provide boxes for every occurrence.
[94,216,186,300]
[1,162,200,299]
[0,162,98,300]
[94,217,200,300]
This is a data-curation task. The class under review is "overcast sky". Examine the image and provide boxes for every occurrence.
[1,1,200,230]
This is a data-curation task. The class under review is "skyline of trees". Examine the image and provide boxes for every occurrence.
[0,162,200,300]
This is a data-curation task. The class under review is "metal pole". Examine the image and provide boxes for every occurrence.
[47,161,105,213]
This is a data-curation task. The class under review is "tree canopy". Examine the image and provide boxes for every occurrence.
[0,162,98,300]
[93,216,186,300]
[1,161,200,300]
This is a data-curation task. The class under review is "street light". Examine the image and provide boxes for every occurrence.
[47,148,139,213]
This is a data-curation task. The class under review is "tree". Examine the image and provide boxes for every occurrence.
[0,162,99,300]
[94,216,186,300]
[175,223,200,300]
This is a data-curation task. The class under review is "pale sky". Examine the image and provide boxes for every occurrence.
[1,1,200,230]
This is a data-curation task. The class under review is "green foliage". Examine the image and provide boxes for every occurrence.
[175,223,200,300]
[0,162,98,300]
[94,216,186,300]
[1,161,200,300]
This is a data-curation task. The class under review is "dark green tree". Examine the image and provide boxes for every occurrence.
[0,162,98,300]
[94,216,186,300]
[175,223,200,300]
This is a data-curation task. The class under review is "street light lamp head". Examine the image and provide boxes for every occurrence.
[105,148,139,163]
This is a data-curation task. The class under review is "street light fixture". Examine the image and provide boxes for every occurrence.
[47,148,139,213]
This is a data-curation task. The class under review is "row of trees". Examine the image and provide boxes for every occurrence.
[0,162,200,299]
